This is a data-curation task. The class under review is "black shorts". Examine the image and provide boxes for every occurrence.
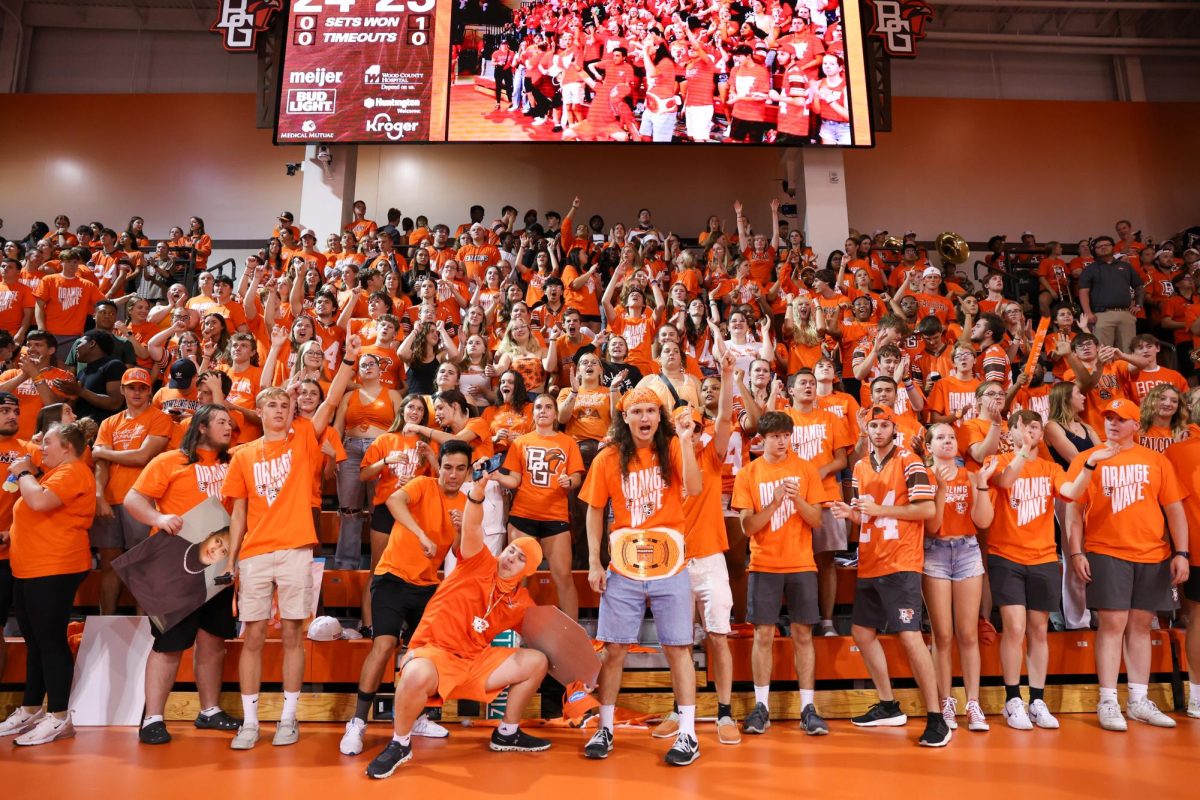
[0,559,12,625]
[747,570,819,626]
[988,555,1062,613]
[371,573,437,641]
[852,572,924,633]
[508,515,570,539]
[729,118,771,143]
[371,503,396,534]
[151,587,237,653]
[1183,568,1200,604]
[1084,553,1176,612]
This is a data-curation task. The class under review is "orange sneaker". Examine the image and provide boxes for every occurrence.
[716,715,741,744]
[651,712,679,738]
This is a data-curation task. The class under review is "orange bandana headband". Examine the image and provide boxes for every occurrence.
[619,387,662,412]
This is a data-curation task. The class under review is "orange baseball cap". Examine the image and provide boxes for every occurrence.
[121,367,152,386]
[865,405,897,424]
[1102,399,1139,422]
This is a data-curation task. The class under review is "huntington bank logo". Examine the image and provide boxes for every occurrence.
[868,0,934,58]
[211,0,281,52]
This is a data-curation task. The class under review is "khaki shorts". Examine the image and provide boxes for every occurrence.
[688,553,733,635]
[237,547,314,622]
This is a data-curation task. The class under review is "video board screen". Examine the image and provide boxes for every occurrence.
[274,0,873,146]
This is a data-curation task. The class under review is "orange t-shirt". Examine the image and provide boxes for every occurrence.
[931,466,979,539]
[579,439,687,531]
[0,282,36,332]
[784,406,853,494]
[1122,364,1187,406]
[9,459,96,579]
[503,431,584,522]
[374,476,465,586]
[987,454,1065,566]
[1065,444,1184,563]
[95,406,173,504]
[455,243,502,282]
[363,432,432,506]
[131,448,233,534]
[926,376,981,425]
[0,436,40,559]
[682,441,728,560]
[557,387,611,441]
[152,386,200,419]
[817,392,862,437]
[35,273,106,335]
[731,453,830,573]
[480,403,534,452]
[1063,363,1127,433]
[608,309,658,377]
[222,416,322,561]
[1163,438,1200,567]
[852,447,936,578]
[406,546,535,663]
[0,368,73,440]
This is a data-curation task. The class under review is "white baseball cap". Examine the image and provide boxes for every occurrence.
[307,616,345,642]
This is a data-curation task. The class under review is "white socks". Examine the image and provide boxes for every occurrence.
[393,732,411,746]
[1128,683,1148,704]
[753,685,769,706]
[800,689,815,709]
[282,690,300,720]
[1098,687,1118,705]
[498,722,518,736]
[599,704,615,731]
[1189,682,1200,701]
[677,705,696,737]
[141,715,163,728]
[242,693,259,728]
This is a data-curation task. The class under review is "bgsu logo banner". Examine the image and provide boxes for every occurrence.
[866,0,934,58]
[211,0,281,52]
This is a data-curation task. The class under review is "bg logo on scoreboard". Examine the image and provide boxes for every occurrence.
[286,89,337,115]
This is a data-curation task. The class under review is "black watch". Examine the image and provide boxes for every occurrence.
[1175,551,1190,560]
[14,470,33,481]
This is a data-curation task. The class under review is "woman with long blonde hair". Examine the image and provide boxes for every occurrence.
[495,319,557,396]
[1137,383,1189,452]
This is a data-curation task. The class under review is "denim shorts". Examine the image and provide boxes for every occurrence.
[923,536,985,581]
[597,568,694,647]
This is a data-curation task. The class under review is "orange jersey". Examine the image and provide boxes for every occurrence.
[784,407,852,494]
[363,432,432,507]
[987,454,1066,565]
[9,459,96,579]
[221,417,322,561]
[579,439,687,531]
[503,431,584,522]
[131,448,233,534]
[978,342,1011,389]
[732,453,830,573]
[35,274,105,335]
[852,447,936,578]
[1065,444,1184,563]
[95,406,174,504]
[0,436,40,559]
[374,476,465,586]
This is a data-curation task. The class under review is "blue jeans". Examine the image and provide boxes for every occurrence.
[334,436,376,570]
[596,569,693,647]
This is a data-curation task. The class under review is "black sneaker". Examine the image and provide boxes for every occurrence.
[139,720,171,745]
[583,727,613,759]
[490,727,552,752]
[194,711,242,731]
[366,740,413,779]
[919,713,952,748]
[664,733,700,766]
[743,702,771,734]
[800,704,829,736]
[852,701,907,727]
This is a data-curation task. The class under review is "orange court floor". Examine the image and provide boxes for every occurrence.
[4,718,1197,799]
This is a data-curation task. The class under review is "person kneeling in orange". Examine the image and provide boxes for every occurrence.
[364,468,551,779]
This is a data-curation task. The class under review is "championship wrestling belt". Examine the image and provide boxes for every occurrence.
[607,527,685,581]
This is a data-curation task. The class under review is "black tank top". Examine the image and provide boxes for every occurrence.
[407,356,439,396]
[1052,422,1095,469]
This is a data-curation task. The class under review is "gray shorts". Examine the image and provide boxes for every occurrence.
[852,572,924,633]
[747,570,819,627]
[988,555,1061,612]
[1084,552,1176,612]
[923,536,985,581]
[813,507,848,553]
[89,504,152,551]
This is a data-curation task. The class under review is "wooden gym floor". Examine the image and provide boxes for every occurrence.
[5,717,1197,799]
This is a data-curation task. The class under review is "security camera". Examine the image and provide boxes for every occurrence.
[285,163,301,176]
[316,145,332,165]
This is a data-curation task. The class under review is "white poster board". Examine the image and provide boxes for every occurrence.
[69,615,154,726]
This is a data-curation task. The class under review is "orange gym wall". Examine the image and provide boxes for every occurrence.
[0,94,1196,246]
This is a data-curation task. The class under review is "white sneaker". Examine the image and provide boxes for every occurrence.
[1029,700,1060,729]
[1188,695,1200,719]
[14,713,75,746]
[1003,698,1033,730]
[1127,698,1176,728]
[965,699,989,732]
[411,714,449,738]
[532,117,548,126]
[273,717,300,746]
[231,725,260,750]
[820,622,838,637]
[340,718,366,755]
[1097,699,1128,732]
[0,706,44,737]
[940,696,959,730]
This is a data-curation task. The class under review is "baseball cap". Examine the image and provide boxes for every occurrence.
[865,405,897,424]
[300,228,317,241]
[169,358,197,390]
[572,344,599,364]
[0,391,18,408]
[1022,230,1035,237]
[561,680,600,724]
[307,616,345,642]
[278,211,294,221]
[872,228,886,236]
[1102,399,1139,422]
[122,367,152,387]
[922,266,941,278]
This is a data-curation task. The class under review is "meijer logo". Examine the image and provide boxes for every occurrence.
[288,67,343,86]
